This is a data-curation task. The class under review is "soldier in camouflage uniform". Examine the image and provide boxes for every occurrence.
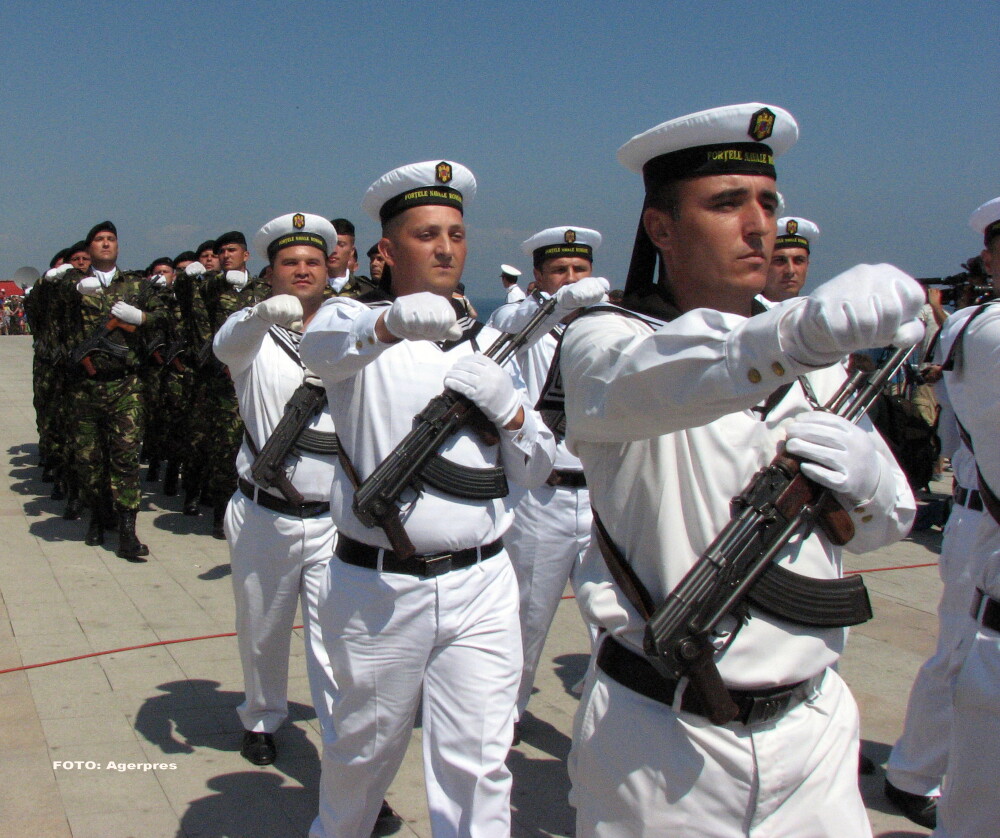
[198,232,268,538]
[68,221,166,561]
[139,257,178,484]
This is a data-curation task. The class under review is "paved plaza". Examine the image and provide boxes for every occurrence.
[0,334,941,837]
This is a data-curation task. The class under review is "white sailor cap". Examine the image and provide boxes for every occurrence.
[362,160,476,225]
[775,216,820,251]
[500,264,522,278]
[970,197,1000,244]
[617,103,798,185]
[775,191,787,217]
[252,213,337,262]
[521,226,602,267]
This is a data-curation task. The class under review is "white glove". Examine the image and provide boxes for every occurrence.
[554,276,610,314]
[252,294,303,329]
[784,411,881,503]
[110,300,144,326]
[444,354,522,427]
[226,270,248,289]
[781,264,925,367]
[77,277,104,296]
[383,291,462,342]
[152,274,167,288]
[185,261,206,277]
[45,264,73,279]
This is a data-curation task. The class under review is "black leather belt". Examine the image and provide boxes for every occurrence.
[596,636,822,727]
[336,533,503,578]
[972,588,1000,632]
[238,477,330,518]
[954,485,984,512]
[546,469,587,488]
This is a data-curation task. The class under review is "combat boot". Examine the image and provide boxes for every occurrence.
[50,479,66,501]
[212,502,227,540]
[162,461,179,497]
[84,509,104,546]
[183,491,201,516]
[116,510,149,562]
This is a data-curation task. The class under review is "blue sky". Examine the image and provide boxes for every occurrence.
[1,0,996,302]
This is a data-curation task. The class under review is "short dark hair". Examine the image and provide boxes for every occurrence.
[330,218,355,237]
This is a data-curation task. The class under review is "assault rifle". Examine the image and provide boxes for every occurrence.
[642,344,915,723]
[250,380,328,505]
[351,292,559,559]
[70,317,136,376]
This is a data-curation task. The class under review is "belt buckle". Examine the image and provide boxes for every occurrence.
[418,552,454,577]
[742,691,794,726]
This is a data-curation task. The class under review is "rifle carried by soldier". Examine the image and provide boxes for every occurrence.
[641,344,915,724]
[250,379,329,506]
[350,292,559,559]
[70,317,136,376]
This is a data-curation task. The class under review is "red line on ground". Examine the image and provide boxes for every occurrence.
[5,559,940,674]
[0,625,305,675]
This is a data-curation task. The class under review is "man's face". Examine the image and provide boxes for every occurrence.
[326,234,354,278]
[217,244,249,272]
[151,263,176,285]
[762,247,809,302]
[175,259,193,273]
[269,245,328,318]
[369,252,386,281]
[646,173,778,315]
[381,205,467,298]
[69,251,92,272]
[198,249,220,271]
[981,236,1000,295]
[534,256,592,296]
[88,231,119,267]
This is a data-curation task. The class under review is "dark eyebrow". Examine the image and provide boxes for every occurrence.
[708,187,750,202]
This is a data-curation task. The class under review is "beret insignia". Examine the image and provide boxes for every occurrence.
[292,213,305,229]
[785,219,798,235]
[748,107,775,142]
[564,229,576,244]
[435,162,453,184]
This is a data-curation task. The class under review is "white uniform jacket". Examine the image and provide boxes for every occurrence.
[561,302,915,688]
[215,310,336,501]
[300,297,556,552]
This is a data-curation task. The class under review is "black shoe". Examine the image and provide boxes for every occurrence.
[859,753,876,775]
[212,503,227,540]
[240,731,276,766]
[183,493,201,516]
[162,461,179,496]
[116,510,149,562]
[50,480,66,501]
[372,799,402,836]
[884,779,937,829]
[62,495,83,521]
[84,510,104,546]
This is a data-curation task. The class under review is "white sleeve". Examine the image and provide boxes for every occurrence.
[494,357,556,488]
[562,301,826,446]
[299,298,392,384]
[952,309,1000,493]
[212,307,268,375]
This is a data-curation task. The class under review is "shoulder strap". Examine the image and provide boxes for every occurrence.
[592,507,656,620]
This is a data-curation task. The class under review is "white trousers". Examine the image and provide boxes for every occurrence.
[887,501,983,796]
[569,657,871,838]
[310,550,522,838]
[506,483,591,716]
[225,493,335,734]
[934,626,1000,838]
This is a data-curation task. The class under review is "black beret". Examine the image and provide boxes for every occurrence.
[195,240,216,255]
[49,248,71,268]
[174,250,196,264]
[67,240,89,257]
[84,220,117,246]
[214,231,248,252]
[366,243,380,258]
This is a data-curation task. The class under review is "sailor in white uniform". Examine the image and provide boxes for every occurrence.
[213,213,339,766]
[490,226,608,728]
[301,160,556,838]
[559,103,925,837]
[928,196,1000,838]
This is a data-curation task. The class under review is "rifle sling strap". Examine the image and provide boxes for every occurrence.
[593,507,873,629]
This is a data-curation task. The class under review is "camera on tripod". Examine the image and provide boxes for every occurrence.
[917,255,993,307]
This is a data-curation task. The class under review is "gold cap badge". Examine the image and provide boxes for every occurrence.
[292,213,305,229]
[435,162,453,184]
[564,229,576,244]
[786,219,798,235]
[748,108,775,142]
